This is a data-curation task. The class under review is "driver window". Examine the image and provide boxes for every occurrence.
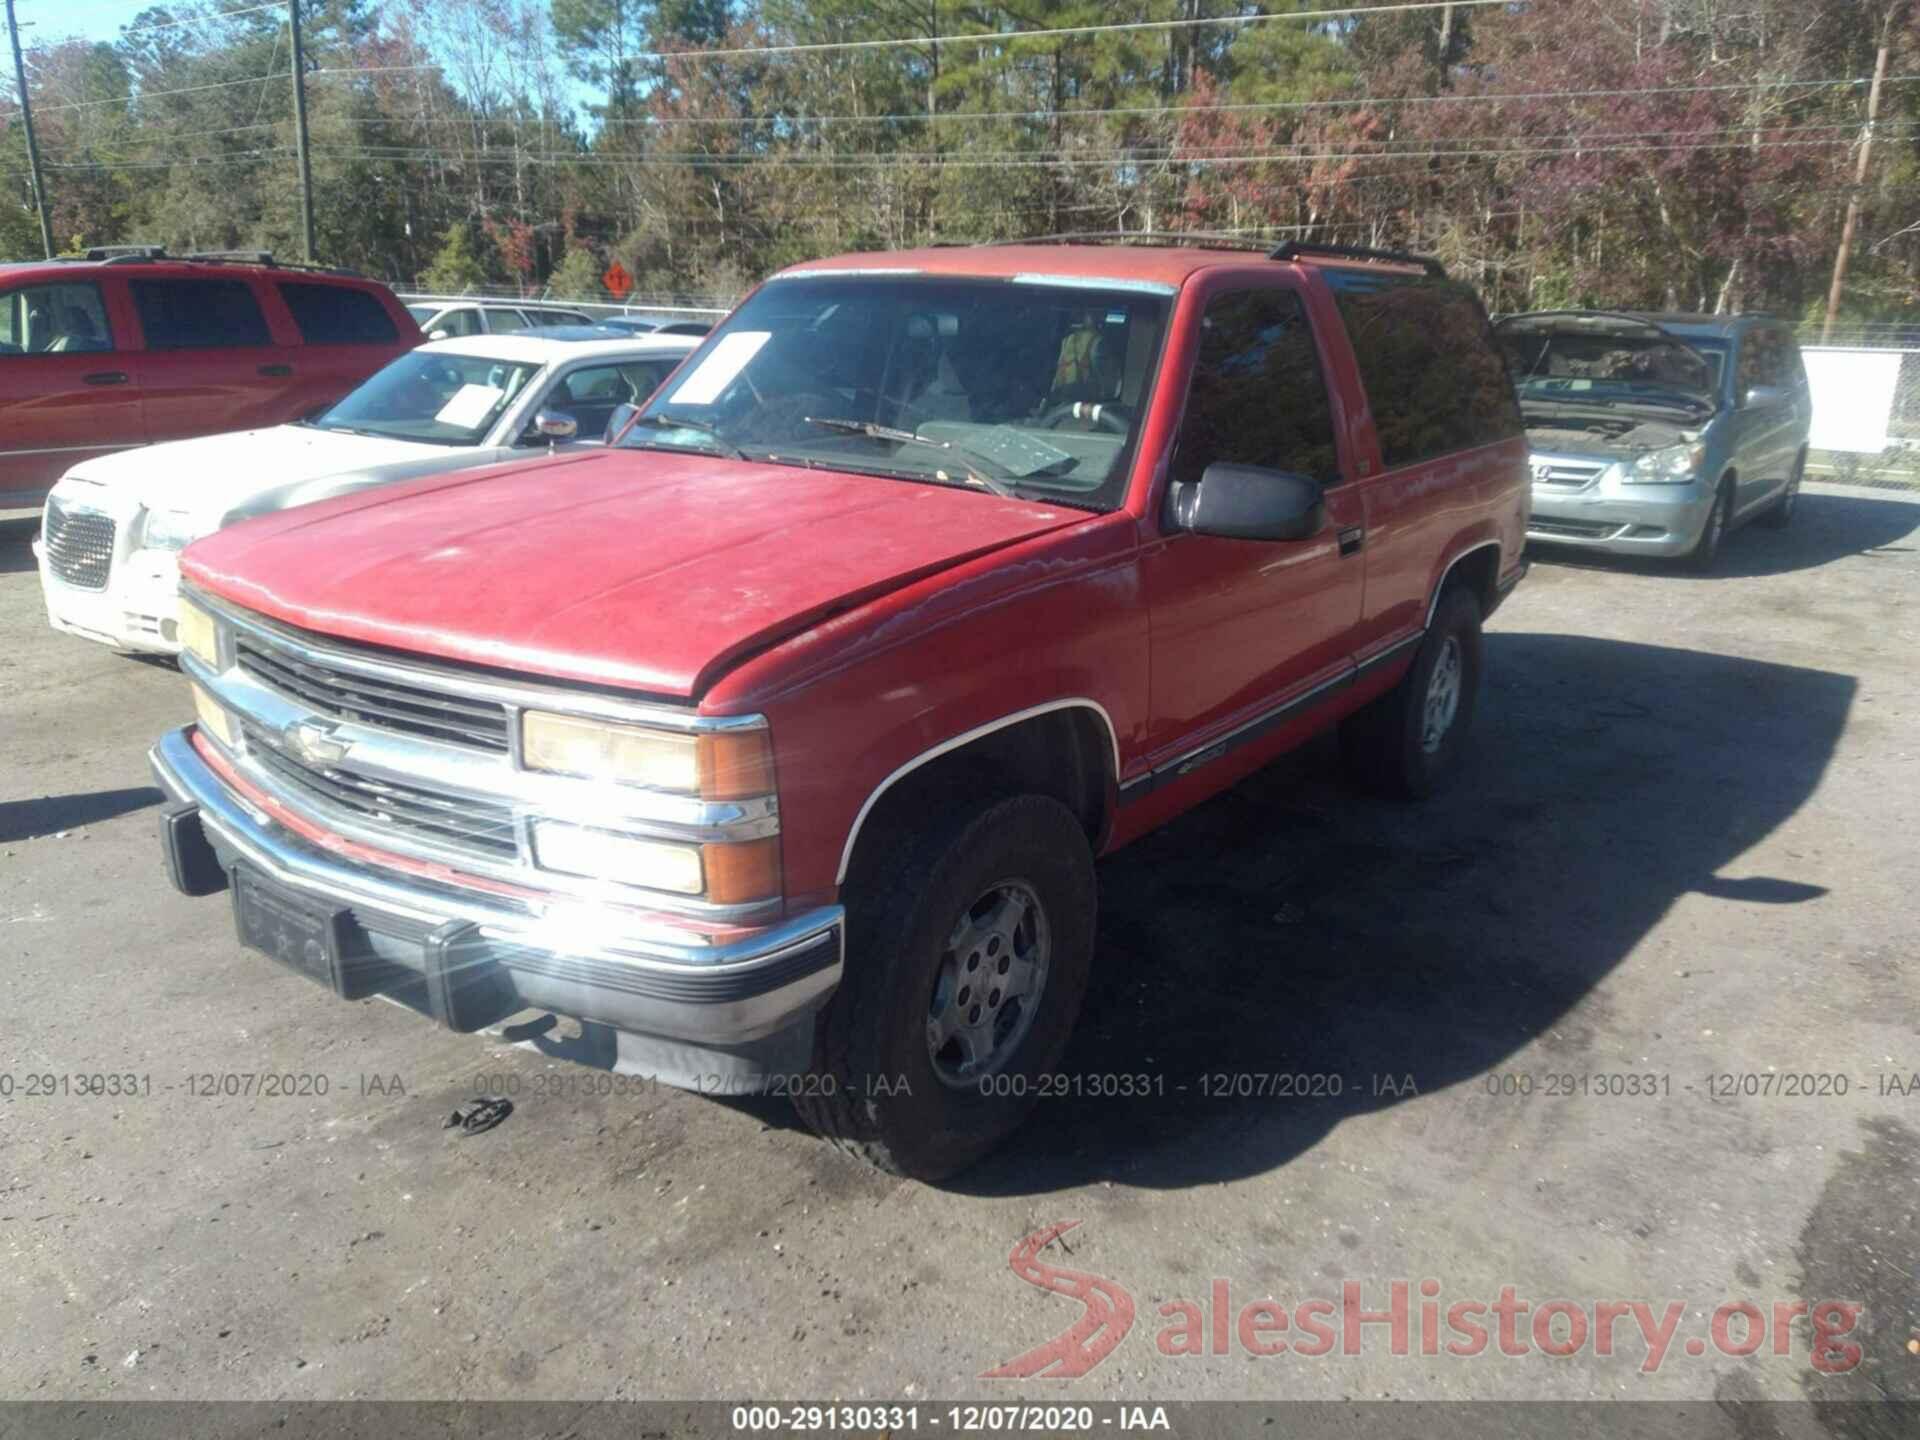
[0,282,115,355]
[1172,288,1339,489]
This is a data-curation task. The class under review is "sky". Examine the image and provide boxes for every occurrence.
[12,0,187,49]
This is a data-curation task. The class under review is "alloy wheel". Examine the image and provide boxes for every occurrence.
[926,879,1051,1088]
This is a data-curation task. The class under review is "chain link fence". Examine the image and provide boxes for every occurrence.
[1795,325,1919,492]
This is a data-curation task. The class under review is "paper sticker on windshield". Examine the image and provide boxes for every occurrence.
[435,383,505,429]
[668,331,769,406]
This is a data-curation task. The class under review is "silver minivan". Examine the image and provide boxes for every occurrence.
[1498,311,1813,570]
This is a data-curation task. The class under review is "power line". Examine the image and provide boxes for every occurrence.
[577,74,1920,128]
[616,0,1511,64]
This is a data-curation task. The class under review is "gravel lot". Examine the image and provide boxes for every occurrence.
[2,487,1916,1424]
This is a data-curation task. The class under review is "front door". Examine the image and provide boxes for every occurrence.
[0,278,146,506]
[1140,282,1365,768]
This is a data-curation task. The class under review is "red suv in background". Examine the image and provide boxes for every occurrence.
[0,248,421,508]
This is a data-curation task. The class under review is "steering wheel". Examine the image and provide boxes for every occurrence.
[1041,400,1130,434]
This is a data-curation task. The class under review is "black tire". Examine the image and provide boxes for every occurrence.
[1340,584,1483,801]
[1687,477,1734,571]
[1760,450,1805,530]
[790,793,1096,1180]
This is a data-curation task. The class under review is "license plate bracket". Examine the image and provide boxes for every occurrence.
[230,865,359,996]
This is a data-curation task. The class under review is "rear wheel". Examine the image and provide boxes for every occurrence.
[1760,450,1805,530]
[1340,584,1483,800]
[1687,477,1733,571]
[791,793,1096,1180]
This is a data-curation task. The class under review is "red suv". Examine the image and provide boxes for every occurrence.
[0,248,420,508]
[151,239,1528,1178]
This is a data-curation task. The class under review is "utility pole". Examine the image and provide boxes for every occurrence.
[1822,8,1900,343]
[288,0,315,261]
[5,0,54,258]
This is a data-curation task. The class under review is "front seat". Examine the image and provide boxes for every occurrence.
[48,307,106,354]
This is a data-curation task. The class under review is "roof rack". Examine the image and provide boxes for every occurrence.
[993,230,1270,253]
[188,249,276,265]
[1268,240,1446,278]
[57,244,365,278]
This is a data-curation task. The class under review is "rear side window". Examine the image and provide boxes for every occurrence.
[1173,288,1340,488]
[1326,273,1521,470]
[131,279,270,350]
[0,282,114,354]
[487,309,530,333]
[277,282,400,344]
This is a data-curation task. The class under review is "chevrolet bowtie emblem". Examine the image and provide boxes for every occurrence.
[284,719,350,767]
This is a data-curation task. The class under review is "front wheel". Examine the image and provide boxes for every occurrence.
[791,793,1096,1180]
[1341,584,1484,800]
[1686,478,1733,572]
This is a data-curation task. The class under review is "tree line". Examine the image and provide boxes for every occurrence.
[3,0,1917,321]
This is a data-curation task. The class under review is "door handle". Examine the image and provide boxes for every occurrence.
[258,364,293,378]
[83,370,129,386]
[1338,526,1365,557]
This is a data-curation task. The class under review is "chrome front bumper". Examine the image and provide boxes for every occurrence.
[150,726,843,1085]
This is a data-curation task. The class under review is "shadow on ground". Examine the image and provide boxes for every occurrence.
[0,515,40,577]
[1528,490,1919,580]
[0,786,165,843]
[929,630,1854,1194]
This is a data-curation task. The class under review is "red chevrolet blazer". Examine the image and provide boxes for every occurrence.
[0,248,420,508]
[150,239,1529,1178]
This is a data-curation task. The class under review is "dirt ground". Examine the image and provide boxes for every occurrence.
[1,485,1916,1428]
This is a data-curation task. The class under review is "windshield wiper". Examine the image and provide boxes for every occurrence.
[621,412,749,461]
[800,417,1016,496]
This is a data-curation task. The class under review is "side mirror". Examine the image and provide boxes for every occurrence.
[427,329,449,342]
[532,409,578,442]
[1170,463,1325,542]
[1743,384,1787,410]
[605,403,640,444]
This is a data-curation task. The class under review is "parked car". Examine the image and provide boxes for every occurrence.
[1497,310,1813,569]
[38,329,695,654]
[405,300,594,339]
[595,316,657,335]
[1,247,420,510]
[150,239,1527,1178]
[652,319,715,336]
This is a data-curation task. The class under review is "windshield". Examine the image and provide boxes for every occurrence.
[308,350,541,446]
[1499,325,1712,407]
[623,274,1172,510]
[405,305,438,325]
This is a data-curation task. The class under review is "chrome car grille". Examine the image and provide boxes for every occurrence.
[235,630,512,753]
[239,720,520,861]
[43,499,116,590]
[1530,458,1607,487]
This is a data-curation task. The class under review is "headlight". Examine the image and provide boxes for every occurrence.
[177,595,221,670]
[1625,442,1707,484]
[528,821,781,904]
[520,711,774,799]
[140,508,204,552]
[191,681,236,748]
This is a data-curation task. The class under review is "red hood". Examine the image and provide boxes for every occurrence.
[180,450,1083,698]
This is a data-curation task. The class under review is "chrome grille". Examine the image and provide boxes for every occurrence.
[1530,458,1607,487]
[43,499,116,590]
[240,720,520,861]
[235,631,511,753]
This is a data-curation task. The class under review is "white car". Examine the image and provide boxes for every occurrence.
[36,329,696,656]
[405,300,594,338]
